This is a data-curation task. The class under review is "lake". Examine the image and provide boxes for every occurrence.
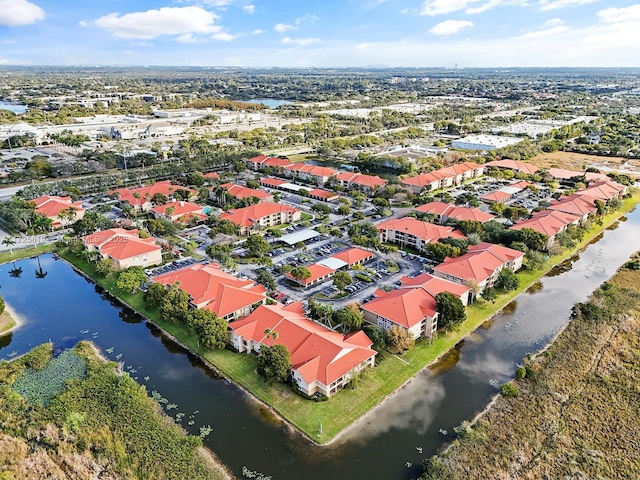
[240,98,293,108]
[0,101,28,114]
[1,207,640,479]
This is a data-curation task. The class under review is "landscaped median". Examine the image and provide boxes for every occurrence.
[58,191,640,444]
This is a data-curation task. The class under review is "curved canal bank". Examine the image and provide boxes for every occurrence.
[1,204,640,480]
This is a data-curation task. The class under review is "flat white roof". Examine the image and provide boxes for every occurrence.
[317,257,348,270]
[278,229,319,245]
[499,186,523,195]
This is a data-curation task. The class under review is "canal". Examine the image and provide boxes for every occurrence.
[1,207,640,480]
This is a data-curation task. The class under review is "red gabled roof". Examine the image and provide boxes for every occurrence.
[401,173,440,188]
[399,272,471,298]
[286,263,335,285]
[484,160,539,174]
[415,202,495,223]
[82,228,161,261]
[433,242,524,284]
[247,155,268,164]
[309,188,338,199]
[153,263,266,318]
[221,183,272,200]
[230,302,376,387]
[110,181,196,207]
[376,217,465,243]
[151,200,204,218]
[263,157,292,168]
[32,195,84,219]
[330,247,374,266]
[204,172,220,179]
[336,172,387,188]
[260,177,287,187]
[220,203,300,228]
[480,190,511,202]
[548,194,597,217]
[362,287,437,329]
[285,163,337,177]
[575,179,626,201]
[510,210,580,237]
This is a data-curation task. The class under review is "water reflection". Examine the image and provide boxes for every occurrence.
[526,281,543,294]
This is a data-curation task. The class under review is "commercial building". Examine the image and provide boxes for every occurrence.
[452,135,524,151]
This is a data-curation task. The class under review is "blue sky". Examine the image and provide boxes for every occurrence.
[0,0,639,67]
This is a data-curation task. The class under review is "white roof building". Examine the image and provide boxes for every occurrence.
[452,134,524,151]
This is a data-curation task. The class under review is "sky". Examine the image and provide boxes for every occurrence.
[0,0,639,67]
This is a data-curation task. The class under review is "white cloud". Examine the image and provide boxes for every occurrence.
[212,32,237,41]
[92,6,221,39]
[429,20,474,36]
[281,37,319,46]
[243,4,255,14]
[544,18,565,26]
[274,22,297,32]
[539,0,597,11]
[295,14,319,25]
[1,39,16,44]
[131,41,154,47]
[0,0,44,27]
[176,33,202,43]
[252,29,265,34]
[519,24,569,38]
[198,0,236,6]
[598,4,640,23]
[421,0,526,16]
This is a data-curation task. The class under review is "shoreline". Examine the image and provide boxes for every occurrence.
[51,193,640,445]
[0,302,24,336]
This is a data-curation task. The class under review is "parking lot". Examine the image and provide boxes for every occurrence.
[145,256,199,277]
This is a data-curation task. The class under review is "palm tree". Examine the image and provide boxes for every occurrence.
[2,236,16,254]
[263,328,279,347]
[35,256,47,279]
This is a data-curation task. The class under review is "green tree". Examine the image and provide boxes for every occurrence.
[257,344,291,383]
[115,266,147,293]
[332,271,353,291]
[0,294,5,314]
[337,205,351,216]
[495,268,519,291]
[480,286,498,303]
[332,306,363,333]
[256,269,277,291]
[435,292,467,330]
[425,242,460,263]
[159,283,191,323]
[362,324,388,351]
[312,203,331,215]
[2,236,16,254]
[188,310,228,350]
[245,235,270,256]
[144,282,167,307]
[290,266,312,283]
[525,250,546,270]
[387,325,415,354]
[95,258,117,277]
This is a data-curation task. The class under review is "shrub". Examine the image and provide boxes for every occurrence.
[499,382,518,397]
[515,366,526,380]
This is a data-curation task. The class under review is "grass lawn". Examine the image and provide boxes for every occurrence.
[0,244,57,265]
[56,192,640,443]
[0,309,16,335]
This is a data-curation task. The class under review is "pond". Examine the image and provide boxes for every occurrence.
[240,98,294,108]
[2,207,640,479]
[0,101,28,114]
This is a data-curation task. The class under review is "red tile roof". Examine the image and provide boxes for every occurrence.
[330,247,375,266]
[32,195,84,219]
[230,302,376,387]
[286,263,335,286]
[335,172,387,188]
[575,179,626,201]
[399,272,471,298]
[260,177,287,187]
[432,242,524,284]
[221,183,272,201]
[153,263,266,318]
[151,200,205,221]
[362,287,437,329]
[83,228,161,262]
[309,188,338,199]
[547,195,597,217]
[220,203,300,228]
[285,163,337,178]
[510,210,581,237]
[376,217,465,243]
[247,155,292,168]
[402,162,482,188]
[480,190,512,202]
[111,181,196,207]
[484,160,539,174]
[415,202,495,223]
[204,172,220,179]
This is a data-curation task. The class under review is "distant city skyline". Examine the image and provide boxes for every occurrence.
[0,0,639,67]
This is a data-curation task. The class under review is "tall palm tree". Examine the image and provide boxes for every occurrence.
[35,256,47,279]
[2,236,16,254]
